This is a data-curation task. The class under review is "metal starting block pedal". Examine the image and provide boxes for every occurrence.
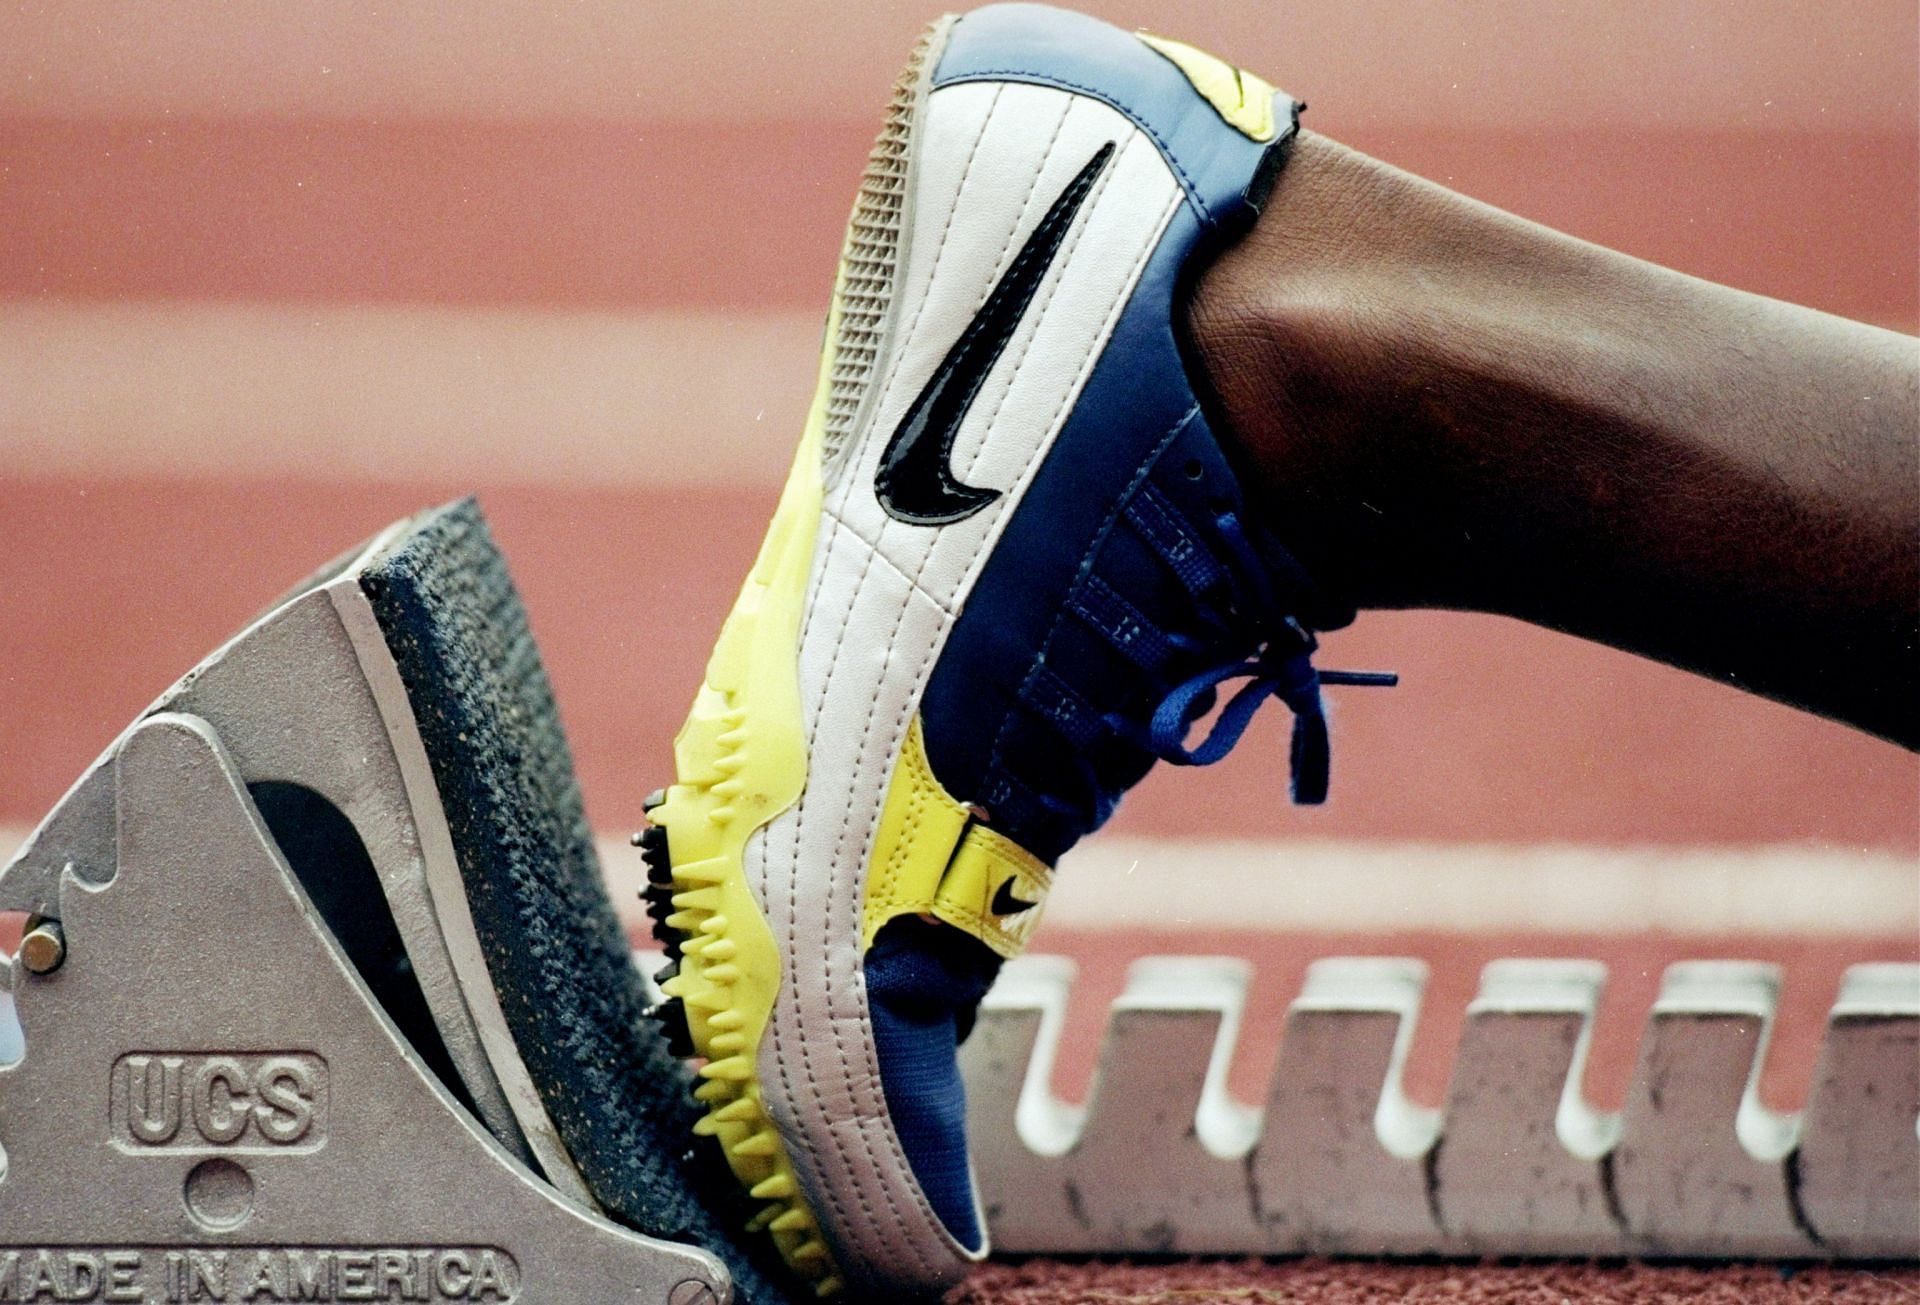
[962,953,1920,1260]
[0,501,781,1305]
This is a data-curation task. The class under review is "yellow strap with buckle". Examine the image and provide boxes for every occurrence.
[862,717,1053,959]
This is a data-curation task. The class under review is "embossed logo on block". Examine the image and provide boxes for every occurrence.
[109,1052,328,1153]
[0,1247,519,1302]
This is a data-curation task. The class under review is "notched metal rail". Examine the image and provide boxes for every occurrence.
[963,953,1920,1259]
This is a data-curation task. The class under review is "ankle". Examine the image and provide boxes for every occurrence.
[1186,133,1467,613]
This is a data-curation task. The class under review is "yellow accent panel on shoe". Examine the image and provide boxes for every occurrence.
[863,714,972,947]
[1135,31,1279,142]
[649,274,843,1292]
[863,716,1053,960]
[930,824,1052,959]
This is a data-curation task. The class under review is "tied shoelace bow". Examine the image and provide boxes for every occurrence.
[1026,506,1396,843]
[1144,510,1396,805]
[1147,628,1396,803]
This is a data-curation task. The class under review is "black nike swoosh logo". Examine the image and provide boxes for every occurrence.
[875,141,1117,526]
[990,879,1042,917]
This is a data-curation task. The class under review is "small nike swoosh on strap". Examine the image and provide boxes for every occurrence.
[875,141,1117,526]
[990,879,1042,917]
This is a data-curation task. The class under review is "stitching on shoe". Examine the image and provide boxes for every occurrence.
[822,510,963,617]
[878,87,1060,611]
[954,128,1129,485]
[846,82,1005,527]
[779,539,887,1253]
[933,184,1177,637]
[827,83,1004,529]
[776,83,1011,1274]
[978,399,1204,833]
[796,520,849,750]
[841,519,984,1268]
[820,170,1179,1273]
[812,106,1082,1265]
[810,81,1052,1266]
[940,69,1215,225]
[923,130,1129,599]
[767,90,1188,1278]
[828,423,990,1263]
[969,95,1074,315]
[847,616,961,1269]
[792,548,954,1268]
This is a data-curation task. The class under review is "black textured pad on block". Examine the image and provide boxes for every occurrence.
[358,498,792,1304]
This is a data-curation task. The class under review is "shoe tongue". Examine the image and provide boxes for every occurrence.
[867,915,1002,1042]
[863,917,1002,1252]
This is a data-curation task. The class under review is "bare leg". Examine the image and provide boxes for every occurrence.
[1189,132,1919,747]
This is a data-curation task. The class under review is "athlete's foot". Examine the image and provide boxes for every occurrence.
[641,6,1391,1297]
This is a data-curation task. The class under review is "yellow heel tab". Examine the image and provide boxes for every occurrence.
[1137,31,1280,142]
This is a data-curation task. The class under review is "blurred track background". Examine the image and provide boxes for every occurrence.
[2,3,1915,1301]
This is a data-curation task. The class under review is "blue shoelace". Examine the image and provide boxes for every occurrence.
[1147,619,1397,801]
[1028,500,1394,838]
[1145,507,1395,803]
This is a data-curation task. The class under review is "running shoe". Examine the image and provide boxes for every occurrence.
[641,5,1390,1295]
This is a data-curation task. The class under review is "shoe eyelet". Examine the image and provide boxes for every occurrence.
[1182,459,1205,481]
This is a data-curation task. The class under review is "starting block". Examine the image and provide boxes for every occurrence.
[961,953,1920,1259]
[0,502,770,1305]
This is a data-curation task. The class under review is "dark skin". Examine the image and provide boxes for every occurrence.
[1188,132,1920,749]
